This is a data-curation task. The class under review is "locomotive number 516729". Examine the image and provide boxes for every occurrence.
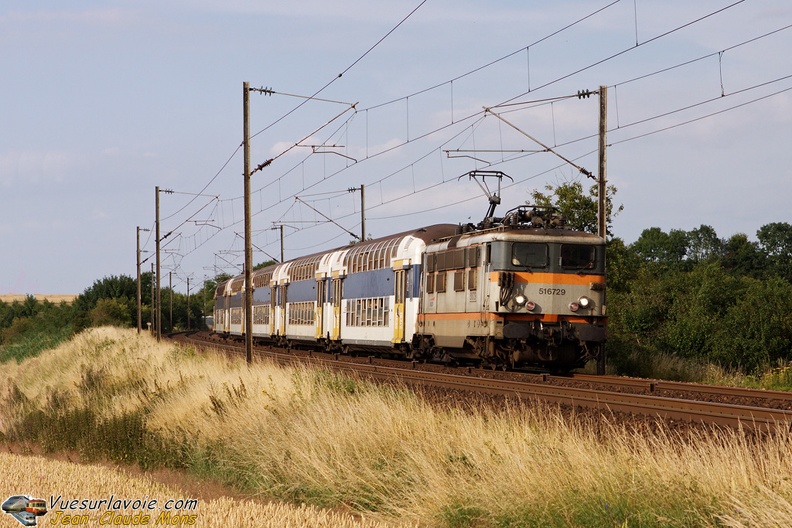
[538,288,566,295]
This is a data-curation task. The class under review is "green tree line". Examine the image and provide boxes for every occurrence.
[0,273,229,362]
[535,181,792,375]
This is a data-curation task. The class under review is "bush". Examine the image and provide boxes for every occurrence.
[89,298,134,327]
[710,277,792,373]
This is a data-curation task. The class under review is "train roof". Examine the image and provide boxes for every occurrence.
[261,224,457,268]
[236,224,459,283]
[431,224,604,250]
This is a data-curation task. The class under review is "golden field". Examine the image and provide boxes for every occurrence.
[2,327,792,527]
[0,294,77,304]
[0,452,400,527]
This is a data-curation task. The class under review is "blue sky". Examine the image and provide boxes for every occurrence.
[2,0,791,294]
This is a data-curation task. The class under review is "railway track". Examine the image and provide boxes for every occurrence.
[567,373,792,410]
[174,332,792,433]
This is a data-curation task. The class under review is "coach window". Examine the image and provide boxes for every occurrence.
[512,243,548,268]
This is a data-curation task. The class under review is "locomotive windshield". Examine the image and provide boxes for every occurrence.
[492,240,603,273]
[560,244,596,270]
[512,243,548,268]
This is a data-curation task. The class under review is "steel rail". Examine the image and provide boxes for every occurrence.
[314,361,792,433]
[571,373,792,402]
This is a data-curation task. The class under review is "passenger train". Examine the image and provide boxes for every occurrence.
[213,205,606,372]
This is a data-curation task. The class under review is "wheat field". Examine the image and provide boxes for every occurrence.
[0,451,403,527]
[2,327,792,527]
[0,293,77,304]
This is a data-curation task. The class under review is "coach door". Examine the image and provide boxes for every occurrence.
[218,294,230,333]
[331,276,343,341]
[315,277,326,339]
[279,281,288,336]
[392,267,407,344]
[269,283,277,336]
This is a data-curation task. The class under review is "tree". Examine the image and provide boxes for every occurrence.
[529,180,622,237]
[721,233,766,278]
[711,276,792,372]
[0,296,40,329]
[604,237,641,293]
[631,227,682,264]
[686,225,723,263]
[253,260,277,271]
[757,222,792,282]
[73,275,138,332]
[89,298,134,327]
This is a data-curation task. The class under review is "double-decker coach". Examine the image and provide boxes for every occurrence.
[215,225,459,355]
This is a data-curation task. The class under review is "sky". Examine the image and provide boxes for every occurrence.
[2,0,791,295]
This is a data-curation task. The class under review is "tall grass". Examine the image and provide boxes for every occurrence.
[607,348,792,391]
[2,327,791,527]
[0,451,399,528]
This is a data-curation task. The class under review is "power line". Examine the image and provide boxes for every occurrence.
[501,0,748,105]
[249,0,428,141]
[362,0,623,112]
[158,0,627,253]
[614,22,792,88]
[173,0,624,233]
[158,0,786,274]
[260,71,792,245]
[161,145,241,222]
[610,83,792,146]
[239,2,763,211]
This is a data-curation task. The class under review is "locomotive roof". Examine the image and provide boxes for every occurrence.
[433,225,605,249]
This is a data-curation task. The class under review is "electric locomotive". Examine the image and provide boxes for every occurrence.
[414,205,606,371]
[212,205,606,372]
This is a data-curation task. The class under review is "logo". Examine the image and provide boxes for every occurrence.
[2,495,48,527]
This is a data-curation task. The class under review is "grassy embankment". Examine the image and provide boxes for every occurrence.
[0,451,395,528]
[605,348,792,391]
[1,327,791,527]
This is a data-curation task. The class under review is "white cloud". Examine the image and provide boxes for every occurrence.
[0,149,67,186]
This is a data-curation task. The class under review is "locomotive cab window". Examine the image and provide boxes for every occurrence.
[560,245,597,270]
[512,243,548,268]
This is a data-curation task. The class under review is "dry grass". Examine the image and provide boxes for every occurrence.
[2,327,792,527]
[0,452,399,527]
[0,293,77,304]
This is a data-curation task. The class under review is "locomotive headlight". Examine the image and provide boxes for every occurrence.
[514,294,527,306]
[578,296,591,309]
